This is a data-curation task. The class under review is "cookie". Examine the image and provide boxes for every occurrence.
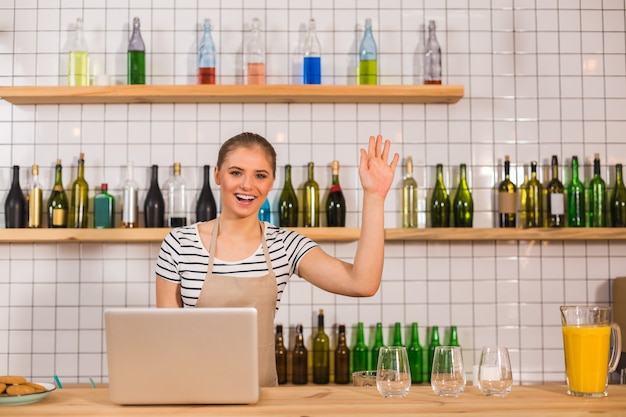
[6,384,36,396]
[25,382,46,393]
[0,383,6,394]
[0,376,27,385]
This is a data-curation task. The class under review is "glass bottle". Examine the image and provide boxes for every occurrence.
[275,324,288,385]
[303,162,320,227]
[278,164,298,227]
[69,153,89,228]
[589,153,606,227]
[453,163,473,227]
[27,164,43,228]
[448,325,460,347]
[567,156,585,227]
[334,324,350,384]
[352,322,369,373]
[4,165,27,228]
[166,162,187,227]
[302,18,322,84]
[525,161,543,228]
[121,162,139,228]
[518,170,529,228]
[402,156,418,228]
[312,309,329,384]
[498,155,517,228]
[392,322,404,347]
[195,165,217,222]
[546,155,565,227]
[245,18,265,85]
[611,163,626,227]
[358,18,377,85]
[424,20,442,85]
[127,17,145,85]
[198,18,216,85]
[258,198,271,223]
[427,326,441,383]
[326,160,346,227]
[47,159,69,228]
[431,163,450,227]
[68,17,89,86]
[93,183,115,229]
[292,323,308,385]
[407,322,423,384]
[144,165,165,228]
[370,322,385,370]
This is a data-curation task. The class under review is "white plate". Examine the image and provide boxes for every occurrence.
[0,382,56,406]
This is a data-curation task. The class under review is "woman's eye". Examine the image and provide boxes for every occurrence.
[256,173,268,179]
[230,171,242,176]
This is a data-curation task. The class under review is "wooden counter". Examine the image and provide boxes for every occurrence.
[4,384,626,416]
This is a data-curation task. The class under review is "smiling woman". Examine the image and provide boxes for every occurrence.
[155,131,399,388]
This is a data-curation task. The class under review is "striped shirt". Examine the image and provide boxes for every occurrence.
[155,222,318,308]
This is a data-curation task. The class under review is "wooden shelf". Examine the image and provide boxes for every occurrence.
[0,84,464,105]
[1,227,625,243]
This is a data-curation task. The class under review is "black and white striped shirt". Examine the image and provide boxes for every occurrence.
[155,222,318,308]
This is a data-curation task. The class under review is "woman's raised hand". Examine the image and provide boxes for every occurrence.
[358,135,400,199]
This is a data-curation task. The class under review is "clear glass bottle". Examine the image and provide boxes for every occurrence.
[407,322,423,384]
[302,18,322,84]
[166,162,187,227]
[195,165,217,222]
[402,156,418,228]
[358,18,377,85]
[303,162,320,227]
[334,324,350,384]
[47,160,69,228]
[431,163,450,227]
[498,155,517,228]
[326,160,346,227]
[611,163,626,227]
[453,163,473,227]
[93,183,115,229]
[28,164,43,228]
[292,323,308,385]
[567,156,585,227]
[275,324,288,385]
[68,17,89,86]
[589,153,606,227]
[312,309,329,384]
[278,164,298,227]
[546,155,565,227]
[352,322,369,373]
[144,165,165,228]
[4,165,27,228]
[424,20,442,85]
[198,18,216,85]
[245,18,265,85]
[121,162,139,228]
[525,161,543,228]
[69,153,89,228]
[127,17,145,85]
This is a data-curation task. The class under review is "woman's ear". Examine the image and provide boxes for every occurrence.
[213,165,220,185]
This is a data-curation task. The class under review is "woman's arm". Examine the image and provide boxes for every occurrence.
[297,135,399,297]
[156,277,183,307]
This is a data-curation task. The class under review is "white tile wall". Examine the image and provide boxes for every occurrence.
[1,1,626,386]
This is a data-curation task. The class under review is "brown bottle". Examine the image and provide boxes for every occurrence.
[292,324,308,384]
[334,324,350,384]
[275,324,288,385]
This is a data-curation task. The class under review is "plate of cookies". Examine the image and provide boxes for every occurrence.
[0,376,56,406]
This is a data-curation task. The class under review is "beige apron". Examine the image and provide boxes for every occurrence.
[195,220,278,387]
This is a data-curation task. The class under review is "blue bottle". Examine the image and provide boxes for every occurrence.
[303,18,321,84]
[258,198,271,223]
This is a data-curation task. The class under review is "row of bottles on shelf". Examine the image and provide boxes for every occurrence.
[276,310,458,385]
[400,154,626,228]
[67,16,442,87]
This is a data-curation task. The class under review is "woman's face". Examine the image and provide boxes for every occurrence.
[214,145,274,219]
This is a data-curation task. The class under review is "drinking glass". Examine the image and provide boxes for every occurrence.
[431,346,466,397]
[352,370,377,387]
[477,346,513,396]
[376,346,411,398]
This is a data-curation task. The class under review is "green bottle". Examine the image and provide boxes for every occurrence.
[407,322,423,384]
[448,325,460,347]
[352,322,369,372]
[427,326,440,382]
[546,155,565,227]
[498,155,517,228]
[127,17,146,85]
[589,153,606,227]
[278,164,298,227]
[312,309,329,384]
[453,163,473,227]
[334,324,350,384]
[567,156,585,227]
[93,183,115,228]
[392,322,404,347]
[47,159,69,228]
[431,163,450,227]
[370,323,385,370]
[69,153,89,228]
[518,171,529,228]
[611,163,626,227]
[303,162,320,227]
[402,156,418,228]
[525,161,543,228]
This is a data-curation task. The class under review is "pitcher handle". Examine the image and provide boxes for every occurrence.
[609,323,622,373]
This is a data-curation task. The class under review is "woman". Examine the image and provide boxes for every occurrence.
[156,132,399,386]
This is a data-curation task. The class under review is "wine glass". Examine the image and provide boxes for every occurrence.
[376,346,411,398]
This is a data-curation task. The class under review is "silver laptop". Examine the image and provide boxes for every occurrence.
[104,307,260,405]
